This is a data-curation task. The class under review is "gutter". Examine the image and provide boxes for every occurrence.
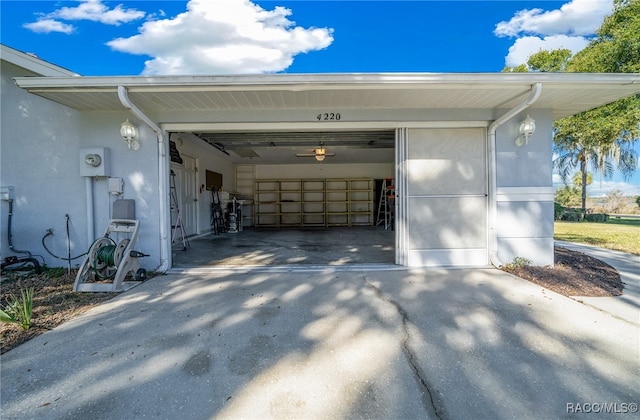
[487,82,542,268]
[117,85,171,273]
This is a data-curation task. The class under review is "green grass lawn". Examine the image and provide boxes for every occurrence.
[554,218,640,255]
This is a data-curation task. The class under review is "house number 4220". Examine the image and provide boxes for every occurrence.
[316,113,341,121]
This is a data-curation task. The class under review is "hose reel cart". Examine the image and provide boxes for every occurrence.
[73,219,147,292]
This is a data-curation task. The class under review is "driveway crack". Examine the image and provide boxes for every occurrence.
[364,276,448,420]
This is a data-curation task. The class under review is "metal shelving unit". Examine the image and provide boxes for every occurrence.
[254,178,374,228]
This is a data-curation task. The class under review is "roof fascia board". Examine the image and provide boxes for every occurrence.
[163,120,490,132]
[14,73,640,92]
[1,44,78,77]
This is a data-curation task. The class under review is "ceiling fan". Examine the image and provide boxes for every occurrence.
[296,142,335,161]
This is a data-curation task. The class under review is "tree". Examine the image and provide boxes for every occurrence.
[554,138,637,213]
[635,195,640,208]
[530,49,573,72]
[555,185,581,208]
[572,171,592,187]
[603,189,626,213]
[550,0,640,215]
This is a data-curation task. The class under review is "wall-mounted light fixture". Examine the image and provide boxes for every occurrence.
[515,115,536,147]
[315,148,326,161]
[120,119,140,150]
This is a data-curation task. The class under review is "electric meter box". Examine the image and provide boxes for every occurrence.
[79,147,110,177]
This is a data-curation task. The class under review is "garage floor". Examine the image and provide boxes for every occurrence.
[172,227,395,267]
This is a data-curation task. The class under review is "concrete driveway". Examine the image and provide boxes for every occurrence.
[2,265,638,419]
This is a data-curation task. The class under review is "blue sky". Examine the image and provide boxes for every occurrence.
[1,0,638,195]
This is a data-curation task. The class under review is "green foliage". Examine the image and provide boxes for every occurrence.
[43,266,66,278]
[555,186,581,208]
[505,257,532,270]
[554,202,566,220]
[507,0,640,211]
[572,171,592,187]
[528,49,573,72]
[584,213,609,223]
[1,287,35,330]
[635,195,640,208]
[560,209,584,222]
[567,0,640,73]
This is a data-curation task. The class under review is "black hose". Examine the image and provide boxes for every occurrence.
[7,200,30,256]
[66,214,71,274]
[41,230,87,261]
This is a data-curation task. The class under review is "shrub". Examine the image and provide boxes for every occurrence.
[560,209,584,222]
[0,287,34,330]
[584,213,609,223]
[504,256,532,270]
[554,202,566,220]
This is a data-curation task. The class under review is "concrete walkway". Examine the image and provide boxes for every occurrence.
[556,240,640,326]
[2,264,638,419]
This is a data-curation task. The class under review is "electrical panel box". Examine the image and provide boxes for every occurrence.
[109,177,124,195]
[79,147,110,177]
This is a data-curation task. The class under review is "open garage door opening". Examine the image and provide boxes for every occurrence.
[168,129,397,268]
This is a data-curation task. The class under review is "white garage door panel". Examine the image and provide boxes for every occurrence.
[408,249,488,267]
[407,128,486,195]
[408,196,486,248]
[399,127,488,267]
[408,159,485,195]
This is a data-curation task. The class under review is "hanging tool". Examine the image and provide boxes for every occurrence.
[170,170,189,250]
[210,188,225,235]
[376,178,395,230]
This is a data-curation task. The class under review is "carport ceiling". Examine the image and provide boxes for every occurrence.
[15,73,640,120]
[194,130,396,164]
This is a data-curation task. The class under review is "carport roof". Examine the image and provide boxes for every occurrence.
[13,72,640,120]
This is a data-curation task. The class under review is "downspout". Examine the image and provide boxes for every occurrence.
[86,178,94,244]
[488,82,542,268]
[118,85,170,272]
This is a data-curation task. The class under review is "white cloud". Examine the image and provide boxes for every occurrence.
[106,0,334,75]
[495,0,613,67]
[587,180,640,197]
[23,19,74,35]
[24,0,145,34]
[504,35,591,68]
[495,0,612,37]
[51,0,145,25]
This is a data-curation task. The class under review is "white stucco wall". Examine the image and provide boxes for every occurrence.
[1,61,86,268]
[494,110,555,266]
[1,60,164,271]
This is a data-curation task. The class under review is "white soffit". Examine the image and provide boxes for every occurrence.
[13,73,640,120]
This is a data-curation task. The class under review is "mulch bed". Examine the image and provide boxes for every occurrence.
[503,246,623,297]
[1,269,120,354]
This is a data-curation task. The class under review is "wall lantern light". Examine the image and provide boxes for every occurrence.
[515,115,536,147]
[120,119,140,151]
[315,148,326,161]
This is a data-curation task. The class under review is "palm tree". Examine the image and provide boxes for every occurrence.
[554,137,637,216]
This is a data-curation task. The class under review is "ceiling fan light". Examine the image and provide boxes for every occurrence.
[315,153,325,162]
